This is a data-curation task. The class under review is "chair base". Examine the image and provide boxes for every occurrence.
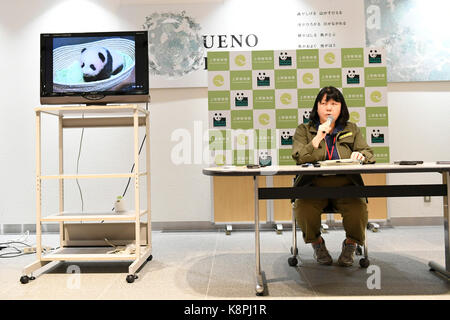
[288,209,370,269]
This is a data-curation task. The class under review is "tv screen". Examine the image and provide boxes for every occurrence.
[40,31,149,105]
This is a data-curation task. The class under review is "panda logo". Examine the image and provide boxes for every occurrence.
[281,131,293,146]
[346,70,360,84]
[213,112,226,127]
[303,110,311,124]
[258,150,272,167]
[370,129,384,143]
[257,72,270,87]
[368,49,382,64]
[278,52,292,66]
[234,92,248,107]
[80,46,124,82]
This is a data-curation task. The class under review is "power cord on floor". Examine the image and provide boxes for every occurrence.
[0,231,57,258]
[0,231,33,258]
[0,242,57,258]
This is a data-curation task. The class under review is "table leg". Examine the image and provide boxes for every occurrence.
[292,204,298,256]
[254,176,265,295]
[428,171,450,279]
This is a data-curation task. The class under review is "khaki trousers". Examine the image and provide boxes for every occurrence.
[293,175,368,246]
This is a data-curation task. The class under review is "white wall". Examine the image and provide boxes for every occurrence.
[0,0,448,228]
[387,82,450,219]
[0,0,212,225]
[0,0,114,224]
[149,87,211,222]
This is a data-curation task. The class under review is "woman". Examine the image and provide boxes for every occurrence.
[291,86,375,266]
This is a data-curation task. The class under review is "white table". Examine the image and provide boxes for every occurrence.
[203,162,450,295]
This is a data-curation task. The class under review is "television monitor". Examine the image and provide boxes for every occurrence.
[40,31,149,105]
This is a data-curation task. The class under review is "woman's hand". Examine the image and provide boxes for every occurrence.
[312,131,326,149]
[312,123,331,149]
[351,151,365,162]
[318,122,332,135]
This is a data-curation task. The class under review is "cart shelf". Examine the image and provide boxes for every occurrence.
[40,172,148,179]
[41,210,148,222]
[22,104,152,285]
[40,246,152,262]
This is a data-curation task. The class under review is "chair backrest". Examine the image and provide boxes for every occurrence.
[322,201,337,213]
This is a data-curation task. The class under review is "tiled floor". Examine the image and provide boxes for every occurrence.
[0,226,448,299]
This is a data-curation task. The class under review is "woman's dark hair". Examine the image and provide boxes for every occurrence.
[308,86,349,127]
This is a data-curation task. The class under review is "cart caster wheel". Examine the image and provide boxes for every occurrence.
[126,274,138,283]
[290,247,298,255]
[288,257,298,267]
[367,222,379,233]
[147,255,153,262]
[359,258,370,268]
[20,276,29,284]
[256,291,264,296]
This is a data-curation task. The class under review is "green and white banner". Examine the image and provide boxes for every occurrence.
[208,48,389,166]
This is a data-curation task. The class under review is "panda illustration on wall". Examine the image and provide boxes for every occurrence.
[370,129,384,143]
[257,72,270,87]
[280,130,293,146]
[80,46,124,82]
[278,52,292,66]
[213,112,226,127]
[368,49,382,64]
[346,70,360,84]
[302,110,311,124]
[234,92,248,107]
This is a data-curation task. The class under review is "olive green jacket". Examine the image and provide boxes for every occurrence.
[291,121,375,187]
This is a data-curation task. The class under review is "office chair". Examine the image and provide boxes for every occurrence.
[287,177,370,268]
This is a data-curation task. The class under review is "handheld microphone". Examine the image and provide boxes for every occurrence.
[322,115,334,133]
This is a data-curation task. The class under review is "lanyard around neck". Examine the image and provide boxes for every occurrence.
[325,135,337,160]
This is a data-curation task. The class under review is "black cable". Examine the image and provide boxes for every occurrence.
[113,102,149,209]
[115,101,150,205]
[76,115,85,212]
[112,134,147,210]
[0,241,33,258]
[0,241,32,246]
[0,250,34,258]
[0,242,58,258]
[122,134,147,197]
[71,104,150,212]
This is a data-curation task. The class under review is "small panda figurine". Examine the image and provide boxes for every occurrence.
[80,46,124,82]
[258,150,272,167]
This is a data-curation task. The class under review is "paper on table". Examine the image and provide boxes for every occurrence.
[318,159,362,166]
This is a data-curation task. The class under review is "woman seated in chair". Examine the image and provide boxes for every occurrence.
[291,86,375,266]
